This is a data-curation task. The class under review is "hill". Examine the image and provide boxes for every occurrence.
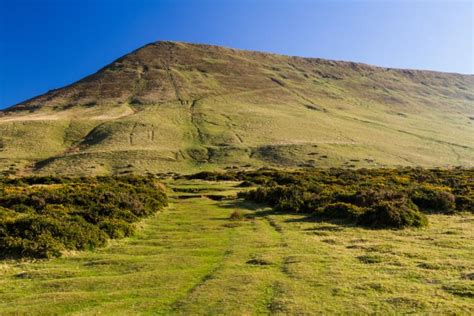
[1,41,473,175]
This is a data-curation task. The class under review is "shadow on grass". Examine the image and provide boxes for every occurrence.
[218,199,267,212]
[217,198,358,229]
[218,199,309,219]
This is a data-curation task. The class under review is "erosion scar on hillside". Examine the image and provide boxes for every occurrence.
[189,99,205,144]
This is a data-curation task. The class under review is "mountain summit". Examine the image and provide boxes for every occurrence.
[1,41,473,175]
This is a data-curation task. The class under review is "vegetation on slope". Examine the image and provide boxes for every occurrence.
[0,41,473,175]
[0,176,167,258]
[187,167,473,228]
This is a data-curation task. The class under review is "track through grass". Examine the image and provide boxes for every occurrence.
[0,180,472,314]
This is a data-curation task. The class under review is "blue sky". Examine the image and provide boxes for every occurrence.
[0,0,472,109]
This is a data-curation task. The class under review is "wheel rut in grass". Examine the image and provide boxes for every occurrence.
[166,186,292,314]
[260,215,293,314]
[254,209,345,313]
[170,247,234,311]
[129,122,138,145]
[236,205,313,313]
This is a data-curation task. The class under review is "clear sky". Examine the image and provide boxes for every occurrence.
[0,0,472,109]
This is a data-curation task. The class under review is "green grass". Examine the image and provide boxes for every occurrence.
[0,180,472,314]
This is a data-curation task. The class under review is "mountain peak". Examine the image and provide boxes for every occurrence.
[5,41,472,113]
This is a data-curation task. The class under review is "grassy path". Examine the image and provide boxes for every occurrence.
[0,180,473,314]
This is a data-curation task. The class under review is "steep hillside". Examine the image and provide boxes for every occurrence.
[1,41,473,175]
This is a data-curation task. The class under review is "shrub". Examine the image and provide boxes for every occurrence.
[0,234,63,259]
[0,206,16,218]
[236,168,474,229]
[0,176,168,259]
[274,189,305,212]
[358,200,427,229]
[0,215,108,258]
[343,188,407,208]
[455,195,473,213]
[99,219,135,238]
[411,186,456,213]
[322,202,365,220]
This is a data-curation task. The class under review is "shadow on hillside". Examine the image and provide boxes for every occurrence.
[33,156,58,171]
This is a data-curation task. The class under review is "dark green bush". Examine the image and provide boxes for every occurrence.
[323,202,365,220]
[99,218,135,238]
[273,186,307,212]
[0,215,109,258]
[236,167,473,229]
[0,176,168,258]
[358,200,427,229]
[410,186,456,213]
[1,234,63,258]
[455,195,473,212]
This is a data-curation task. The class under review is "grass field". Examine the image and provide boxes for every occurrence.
[1,180,472,314]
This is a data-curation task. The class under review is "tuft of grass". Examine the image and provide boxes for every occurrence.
[442,283,474,298]
[357,254,384,264]
[229,209,247,221]
[246,258,273,266]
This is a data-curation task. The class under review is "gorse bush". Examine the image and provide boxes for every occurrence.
[358,200,428,229]
[1,215,108,258]
[323,202,364,220]
[0,176,167,258]
[410,185,456,213]
[226,167,473,229]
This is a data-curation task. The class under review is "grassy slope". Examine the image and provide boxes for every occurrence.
[0,41,473,175]
[0,181,472,314]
